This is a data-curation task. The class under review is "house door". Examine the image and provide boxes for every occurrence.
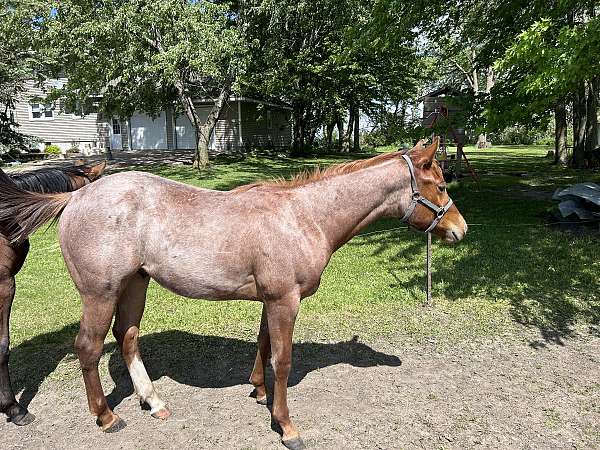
[110,118,123,151]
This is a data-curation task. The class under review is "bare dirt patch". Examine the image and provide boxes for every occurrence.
[3,331,600,449]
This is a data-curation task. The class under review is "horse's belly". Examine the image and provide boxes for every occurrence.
[146,260,258,301]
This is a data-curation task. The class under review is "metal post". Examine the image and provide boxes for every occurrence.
[426,232,432,305]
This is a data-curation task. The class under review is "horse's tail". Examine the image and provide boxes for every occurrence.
[0,168,72,243]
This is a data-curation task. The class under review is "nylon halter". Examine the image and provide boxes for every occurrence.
[400,153,454,233]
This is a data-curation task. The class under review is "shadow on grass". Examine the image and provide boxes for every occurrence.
[353,188,600,347]
[9,322,80,409]
[8,324,401,411]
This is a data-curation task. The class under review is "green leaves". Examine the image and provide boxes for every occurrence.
[489,10,600,129]
[45,0,246,117]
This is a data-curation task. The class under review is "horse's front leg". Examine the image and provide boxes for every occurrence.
[250,304,270,405]
[265,294,305,450]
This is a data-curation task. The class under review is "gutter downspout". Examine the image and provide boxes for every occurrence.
[237,100,243,151]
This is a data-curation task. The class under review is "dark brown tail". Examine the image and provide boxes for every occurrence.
[0,168,72,243]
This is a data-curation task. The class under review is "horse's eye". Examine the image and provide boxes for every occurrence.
[438,185,446,193]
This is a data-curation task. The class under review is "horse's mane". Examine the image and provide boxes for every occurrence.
[7,166,87,193]
[233,151,402,192]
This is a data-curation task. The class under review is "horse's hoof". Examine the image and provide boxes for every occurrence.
[151,407,171,420]
[10,410,36,426]
[256,395,268,405]
[102,417,127,433]
[282,437,306,450]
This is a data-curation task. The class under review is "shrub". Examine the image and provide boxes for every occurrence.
[488,126,542,145]
[44,144,62,154]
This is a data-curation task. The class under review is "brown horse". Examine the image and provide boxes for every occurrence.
[0,162,106,426]
[0,140,466,449]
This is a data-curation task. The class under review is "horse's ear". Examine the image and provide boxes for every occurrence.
[409,138,428,153]
[84,161,107,180]
[413,137,439,168]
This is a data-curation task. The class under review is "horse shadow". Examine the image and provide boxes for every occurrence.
[106,331,402,409]
[7,324,401,411]
[8,322,80,409]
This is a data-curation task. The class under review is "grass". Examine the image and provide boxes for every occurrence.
[8,144,600,387]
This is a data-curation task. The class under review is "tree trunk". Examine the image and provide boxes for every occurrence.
[353,107,360,152]
[554,100,567,164]
[455,142,464,178]
[307,125,317,148]
[175,75,233,170]
[585,77,598,153]
[572,82,587,169]
[326,122,334,148]
[292,105,305,155]
[336,117,343,152]
[476,134,488,149]
[193,77,233,169]
[398,102,406,127]
[342,105,355,152]
[471,49,479,93]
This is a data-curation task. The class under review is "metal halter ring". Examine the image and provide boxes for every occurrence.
[400,153,453,233]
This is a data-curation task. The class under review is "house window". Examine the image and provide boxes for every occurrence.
[30,103,54,119]
[112,118,121,135]
[64,100,99,117]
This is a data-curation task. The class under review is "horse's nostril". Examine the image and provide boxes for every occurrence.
[451,231,459,241]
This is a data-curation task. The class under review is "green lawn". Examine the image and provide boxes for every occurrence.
[9,145,600,384]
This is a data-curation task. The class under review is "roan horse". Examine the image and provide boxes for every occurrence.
[0,140,466,449]
[0,162,106,426]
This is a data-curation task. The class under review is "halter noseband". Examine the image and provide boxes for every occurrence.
[400,153,453,233]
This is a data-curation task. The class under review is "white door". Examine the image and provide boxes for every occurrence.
[110,118,123,151]
[130,112,167,150]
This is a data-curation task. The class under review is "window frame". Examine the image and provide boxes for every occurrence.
[112,118,121,135]
[29,102,55,121]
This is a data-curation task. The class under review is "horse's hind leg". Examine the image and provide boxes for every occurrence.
[249,304,270,405]
[75,293,125,432]
[0,273,34,425]
[112,272,169,419]
[0,239,34,426]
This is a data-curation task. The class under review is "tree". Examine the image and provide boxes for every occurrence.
[240,0,424,153]
[46,0,246,169]
[0,0,46,154]
[491,6,600,167]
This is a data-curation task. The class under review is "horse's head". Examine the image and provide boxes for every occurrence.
[80,161,107,182]
[68,161,107,189]
[398,138,467,243]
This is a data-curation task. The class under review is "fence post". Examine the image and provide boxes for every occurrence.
[426,232,432,305]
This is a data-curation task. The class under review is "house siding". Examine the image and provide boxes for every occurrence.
[13,79,104,152]
[174,103,240,152]
[240,102,292,149]
[12,79,292,154]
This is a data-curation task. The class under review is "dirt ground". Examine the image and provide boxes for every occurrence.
[2,330,600,450]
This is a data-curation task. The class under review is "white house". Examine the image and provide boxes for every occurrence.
[13,79,293,155]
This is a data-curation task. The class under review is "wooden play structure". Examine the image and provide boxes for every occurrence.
[421,86,478,181]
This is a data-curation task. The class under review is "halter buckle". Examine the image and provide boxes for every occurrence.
[412,192,421,200]
[436,209,445,218]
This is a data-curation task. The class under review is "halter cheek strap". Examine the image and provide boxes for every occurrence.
[400,154,454,233]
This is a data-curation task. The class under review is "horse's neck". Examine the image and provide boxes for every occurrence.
[298,161,407,250]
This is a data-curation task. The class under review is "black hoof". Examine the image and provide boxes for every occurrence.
[282,437,306,450]
[103,418,127,433]
[10,410,36,426]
